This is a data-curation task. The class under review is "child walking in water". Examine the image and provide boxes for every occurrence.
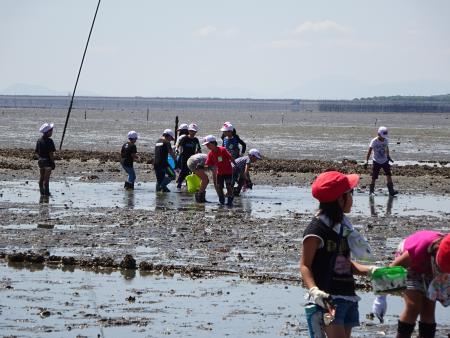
[372,230,450,338]
[120,131,139,189]
[154,129,176,192]
[203,135,236,206]
[300,171,375,338]
[365,126,398,196]
[35,123,56,196]
[176,123,201,189]
[220,121,246,159]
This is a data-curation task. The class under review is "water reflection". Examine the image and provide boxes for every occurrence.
[369,195,394,217]
[124,189,135,209]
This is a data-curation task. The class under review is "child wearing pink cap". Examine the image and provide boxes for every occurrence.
[374,230,450,338]
[300,171,375,338]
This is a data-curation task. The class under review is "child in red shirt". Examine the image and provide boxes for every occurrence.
[203,135,236,206]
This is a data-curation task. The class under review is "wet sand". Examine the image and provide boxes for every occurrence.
[1,107,450,336]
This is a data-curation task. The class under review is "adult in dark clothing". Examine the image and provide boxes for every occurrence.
[121,131,139,189]
[154,129,176,192]
[35,123,56,196]
[176,123,201,189]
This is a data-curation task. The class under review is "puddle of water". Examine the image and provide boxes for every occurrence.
[1,180,449,219]
[1,264,448,337]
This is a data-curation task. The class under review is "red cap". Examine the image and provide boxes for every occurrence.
[436,234,450,273]
[312,171,360,203]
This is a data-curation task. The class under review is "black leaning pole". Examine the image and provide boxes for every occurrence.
[59,0,101,150]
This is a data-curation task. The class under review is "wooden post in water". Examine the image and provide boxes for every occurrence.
[174,115,179,143]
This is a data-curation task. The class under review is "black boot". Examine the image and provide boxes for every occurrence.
[129,182,134,190]
[387,182,398,196]
[369,183,375,195]
[200,191,207,203]
[124,182,129,189]
[39,183,45,196]
[195,192,201,203]
[226,196,234,206]
[396,320,415,338]
[418,321,436,338]
[44,183,51,196]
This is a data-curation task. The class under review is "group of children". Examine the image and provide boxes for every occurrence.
[35,122,448,337]
[119,121,262,206]
[301,170,449,338]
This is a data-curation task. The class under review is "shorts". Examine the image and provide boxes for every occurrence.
[217,174,233,189]
[372,160,391,179]
[331,298,360,327]
[405,269,433,294]
[38,159,54,170]
[305,299,359,336]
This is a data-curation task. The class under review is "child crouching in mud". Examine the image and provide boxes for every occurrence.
[203,135,236,206]
[36,123,56,196]
[372,230,450,338]
[300,171,375,338]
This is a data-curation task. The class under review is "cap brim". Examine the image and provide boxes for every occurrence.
[346,174,360,189]
[202,141,210,146]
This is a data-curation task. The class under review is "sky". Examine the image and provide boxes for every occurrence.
[1,0,450,99]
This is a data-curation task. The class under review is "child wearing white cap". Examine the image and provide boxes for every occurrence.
[35,122,56,196]
[220,122,247,159]
[364,126,398,196]
[232,148,262,196]
[176,123,201,189]
[154,129,177,192]
[203,135,236,206]
[121,131,139,189]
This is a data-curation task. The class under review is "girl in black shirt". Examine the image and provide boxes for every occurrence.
[35,123,56,196]
[121,131,139,189]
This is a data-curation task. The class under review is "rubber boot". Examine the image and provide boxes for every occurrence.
[218,194,225,205]
[129,182,134,190]
[124,182,130,189]
[226,196,234,207]
[233,187,241,197]
[195,192,201,203]
[396,320,415,338]
[39,183,45,196]
[369,183,375,195]
[200,191,207,203]
[387,182,398,196]
[44,183,51,196]
[418,321,436,338]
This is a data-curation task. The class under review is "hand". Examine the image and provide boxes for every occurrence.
[387,156,394,163]
[372,295,387,323]
[363,161,368,170]
[368,266,380,278]
[309,286,331,309]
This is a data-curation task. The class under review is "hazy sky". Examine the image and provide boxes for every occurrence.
[1,0,450,99]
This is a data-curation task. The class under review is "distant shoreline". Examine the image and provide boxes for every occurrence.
[1,94,450,113]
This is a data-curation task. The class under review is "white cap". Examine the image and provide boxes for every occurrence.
[378,126,388,138]
[188,123,198,132]
[177,123,188,131]
[163,129,175,139]
[248,148,262,159]
[127,130,138,140]
[39,122,54,133]
[202,134,217,145]
[220,122,233,132]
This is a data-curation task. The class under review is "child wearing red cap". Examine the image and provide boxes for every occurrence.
[300,171,375,338]
[373,230,450,338]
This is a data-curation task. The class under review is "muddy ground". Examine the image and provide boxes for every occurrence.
[1,148,450,337]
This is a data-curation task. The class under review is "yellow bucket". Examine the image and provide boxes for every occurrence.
[186,173,201,193]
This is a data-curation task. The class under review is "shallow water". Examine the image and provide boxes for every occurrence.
[1,264,448,338]
[1,180,449,220]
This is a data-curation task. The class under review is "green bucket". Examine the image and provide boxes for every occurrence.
[371,266,407,294]
[186,173,201,193]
